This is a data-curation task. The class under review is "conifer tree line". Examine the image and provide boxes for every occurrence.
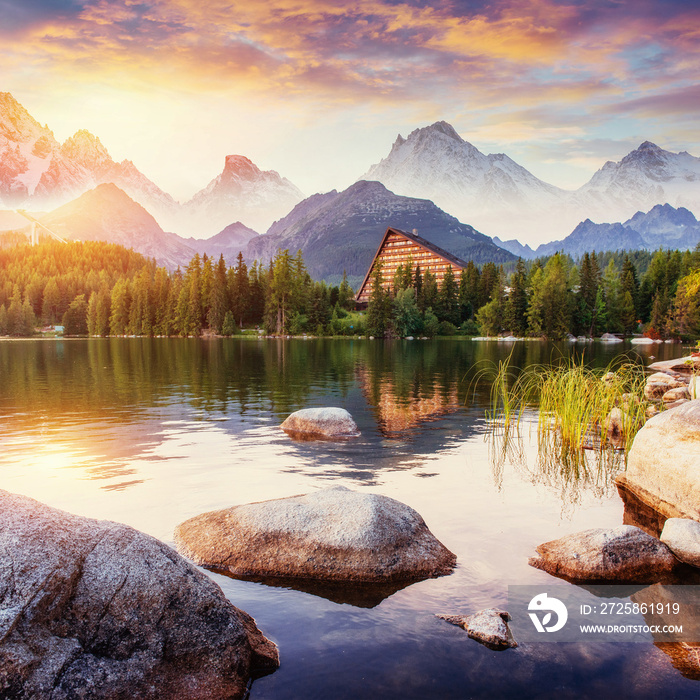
[0,242,356,337]
[0,239,698,340]
[364,246,700,340]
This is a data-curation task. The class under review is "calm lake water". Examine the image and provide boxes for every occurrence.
[0,337,696,699]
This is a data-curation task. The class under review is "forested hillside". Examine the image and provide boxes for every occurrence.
[1,239,698,341]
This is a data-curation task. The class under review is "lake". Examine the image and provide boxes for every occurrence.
[0,337,696,699]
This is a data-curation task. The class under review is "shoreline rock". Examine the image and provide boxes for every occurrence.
[660,518,700,568]
[175,486,456,585]
[616,400,700,522]
[529,525,678,582]
[0,490,278,699]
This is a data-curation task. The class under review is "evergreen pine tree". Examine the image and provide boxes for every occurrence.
[437,266,459,324]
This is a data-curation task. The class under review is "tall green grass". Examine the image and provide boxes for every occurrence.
[471,353,650,495]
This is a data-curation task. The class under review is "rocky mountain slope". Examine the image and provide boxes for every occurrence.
[245,180,514,283]
[361,122,700,245]
[0,93,177,221]
[577,142,700,218]
[361,122,568,242]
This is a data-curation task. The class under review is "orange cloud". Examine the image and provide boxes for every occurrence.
[3,0,699,112]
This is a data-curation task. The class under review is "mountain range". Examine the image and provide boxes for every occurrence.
[0,93,303,237]
[2,91,700,277]
[246,180,514,283]
[362,124,700,244]
[494,204,700,259]
[0,93,178,223]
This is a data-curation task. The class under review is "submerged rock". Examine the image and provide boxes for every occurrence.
[280,407,359,438]
[437,609,517,650]
[529,525,678,582]
[617,400,700,521]
[175,486,456,583]
[660,518,700,567]
[605,407,627,441]
[0,490,278,700]
[632,584,700,680]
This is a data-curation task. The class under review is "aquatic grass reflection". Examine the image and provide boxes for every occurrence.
[473,352,649,499]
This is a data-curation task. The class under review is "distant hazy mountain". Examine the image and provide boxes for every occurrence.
[0,93,177,221]
[514,204,700,259]
[361,121,568,242]
[533,221,646,259]
[245,180,515,283]
[577,142,700,218]
[183,221,258,262]
[179,155,304,237]
[40,183,195,269]
[491,237,536,259]
[361,122,700,245]
[623,203,700,249]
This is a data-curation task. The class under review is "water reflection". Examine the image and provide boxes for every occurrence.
[211,569,416,608]
[0,338,686,496]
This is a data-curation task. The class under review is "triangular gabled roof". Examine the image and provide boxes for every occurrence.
[355,226,469,301]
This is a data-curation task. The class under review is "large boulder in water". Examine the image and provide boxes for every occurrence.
[0,490,278,700]
[529,525,678,582]
[281,407,360,438]
[174,486,456,582]
[616,400,700,521]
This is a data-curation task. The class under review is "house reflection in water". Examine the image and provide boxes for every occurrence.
[357,365,459,437]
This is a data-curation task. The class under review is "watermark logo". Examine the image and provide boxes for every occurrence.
[528,593,568,633]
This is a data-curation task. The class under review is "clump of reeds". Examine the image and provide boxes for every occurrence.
[472,353,650,492]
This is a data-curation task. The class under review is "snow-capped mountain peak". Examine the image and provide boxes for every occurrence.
[181,155,304,236]
[360,120,567,242]
[60,130,111,170]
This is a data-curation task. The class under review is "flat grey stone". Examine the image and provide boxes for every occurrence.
[437,609,517,650]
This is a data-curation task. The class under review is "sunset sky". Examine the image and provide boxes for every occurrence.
[3,0,699,201]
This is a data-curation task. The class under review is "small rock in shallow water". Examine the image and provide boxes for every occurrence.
[437,609,517,650]
[660,518,700,567]
[280,407,359,438]
[529,525,678,582]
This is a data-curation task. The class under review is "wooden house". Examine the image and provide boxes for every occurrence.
[355,227,468,306]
